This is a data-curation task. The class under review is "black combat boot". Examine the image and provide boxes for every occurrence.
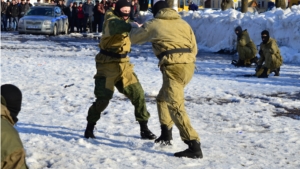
[231,59,245,67]
[274,67,280,76]
[84,122,96,139]
[139,121,157,140]
[258,67,269,78]
[154,125,172,146]
[250,56,259,65]
[174,140,203,159]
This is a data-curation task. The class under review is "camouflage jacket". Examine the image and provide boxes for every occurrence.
[96,9,132,63]
[237,30,257,55]
[1,96,28,169]
[258,38,283,70]
[130,8,197,66]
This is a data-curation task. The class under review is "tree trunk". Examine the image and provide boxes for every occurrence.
[276,0,286,9]
[241,0,248,13]
[165,0,174,9]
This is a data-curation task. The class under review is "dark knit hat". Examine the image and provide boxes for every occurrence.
[261,30,270,44]
[235,26,243,37]
[152,1,169,17]
[1,84,22,123]
[114,0,131,17]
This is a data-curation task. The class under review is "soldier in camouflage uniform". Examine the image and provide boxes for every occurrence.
[255,30,283,78]
[84,0,156,140]
[1,84,28,169]
[232,26,258,67]
[130,1,203,159]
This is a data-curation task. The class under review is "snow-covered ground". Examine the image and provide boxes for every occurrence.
[1,31,300,168]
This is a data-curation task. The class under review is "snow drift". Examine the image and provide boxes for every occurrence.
[140,6,300,64]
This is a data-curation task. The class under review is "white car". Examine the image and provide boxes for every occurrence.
[18,4,68,35]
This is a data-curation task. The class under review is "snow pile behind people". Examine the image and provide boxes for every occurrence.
[139,6,300,64]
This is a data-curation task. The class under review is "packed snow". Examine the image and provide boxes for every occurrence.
[1,6,300,169]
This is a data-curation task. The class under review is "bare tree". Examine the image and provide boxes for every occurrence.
[276,0,286,9]
[241,0,248,13]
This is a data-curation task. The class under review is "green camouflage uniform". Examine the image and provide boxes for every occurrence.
[1,97,28,169]
[256,38,283,76]
[236,30,257,65]
[130,8,200,142]
[86,9,150,123]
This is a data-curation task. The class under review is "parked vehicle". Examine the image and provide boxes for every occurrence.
[18,4,68,35]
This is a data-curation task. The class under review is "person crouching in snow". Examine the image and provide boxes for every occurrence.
[255,30,283,78]
[1,84,28,169]
[232,26,258,67]
[129,1,203,159]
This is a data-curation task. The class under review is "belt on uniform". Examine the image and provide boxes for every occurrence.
[100,49,127,58]
[157,48,191,60]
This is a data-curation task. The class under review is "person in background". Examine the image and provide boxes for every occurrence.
[57,0,66,12]
[64,2,74,33]
[129,0,139,21]
[9,0,19,30]
[255,30,283,78]
[82,0,94,32]
[77,2,84,33]
[98,0,105,32]
[26,0,32,7]
[83,0,157,140]
[1,84,28,169]
[1,0,8,31]
[18,0,29,19]
[129,1,203,159]
[232,26,258,67]
[93,0,100,32]
[5,1,11,30]
[72,2,78,32]
[188,1,198,11]
[221,0,233,11]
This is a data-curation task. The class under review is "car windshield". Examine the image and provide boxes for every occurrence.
[26,8,54,17]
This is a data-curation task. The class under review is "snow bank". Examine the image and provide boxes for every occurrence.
[139,6,300,64]
[183,6,300,64]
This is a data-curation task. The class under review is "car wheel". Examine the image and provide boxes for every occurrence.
[53,25,58,36]
[64,23,68,35]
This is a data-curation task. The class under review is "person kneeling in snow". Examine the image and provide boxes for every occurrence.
[129,1,203,159]
[232,26,258,67]
[255,30,283,78]
[1,84,28,169]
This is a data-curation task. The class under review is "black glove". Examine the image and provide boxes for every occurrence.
[259,50,263,56]
[255,65,262,72]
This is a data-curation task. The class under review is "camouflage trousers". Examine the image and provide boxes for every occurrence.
[86,61,150,123]
[238,46,256,65]
[157,63,200,142]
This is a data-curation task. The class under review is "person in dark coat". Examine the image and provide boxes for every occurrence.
[188,1,198,11]
[18,0,29,18]
[72,2,78,32]
[1,0,8,31]
[77,2,84,33]
[26,0,32,7]
[5,1,11,30]
[57,0,66,12]
[64,2,74,33]
[9,0,19,30]
[82,0,93,32]
[93,0,101,32]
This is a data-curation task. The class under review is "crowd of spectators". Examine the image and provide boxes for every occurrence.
[0,0,140,33]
